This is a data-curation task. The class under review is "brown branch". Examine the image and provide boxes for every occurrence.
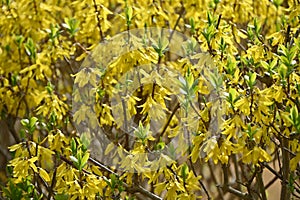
[6,116,21,143]
[256,167,267,200]
[47,158,57,200]
[208,160,225,200]
[92,0,104,41]
[265,175,278,189]
[280,137,291,200]
[232,154,242,191]
[222,164,251,199]
[216,14,222,30]
[262,162,284,181]
[155,102,180,144]
[188,158,211,199]
[121,94,129,149]
[169,3,185,42]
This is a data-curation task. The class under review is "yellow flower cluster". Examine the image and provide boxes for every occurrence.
[1,0,300,199]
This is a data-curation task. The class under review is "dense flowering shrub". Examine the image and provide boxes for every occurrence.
[0,0,300,199]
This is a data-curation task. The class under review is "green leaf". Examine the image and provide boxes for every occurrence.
[46,82,54,94]
[290,106,299,125]
[278,64,287,80]
[54,194,69,200]
[126,7,133,20]
[80,152,90,170]
[29,117,38,129]
[71,138,77,155]
[62,18,80,37]
[273,0,283,8]
[270,59,277,69]
[190,17,195,34]
[21,119,29,127]
[70,156,78,164]
[250,73,256,85]
[181,164,189,182]
[260,61,269,70]
[125,6,133,26]
[80,132,91,151]
[15,35,24,48]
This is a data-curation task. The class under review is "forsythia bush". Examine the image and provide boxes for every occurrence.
[0,0,300,199]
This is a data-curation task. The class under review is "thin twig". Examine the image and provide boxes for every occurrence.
[216,14,222,30]
[256,167,267,200]
[265,175,278,189]
[208,160,224,200]
[222,164,251,199]
[169,4,185,42]
[89,157,162,200]
[155,102,180,143]
[188,158,211,199]
[93,0,104,41]
[262,163,283,180]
